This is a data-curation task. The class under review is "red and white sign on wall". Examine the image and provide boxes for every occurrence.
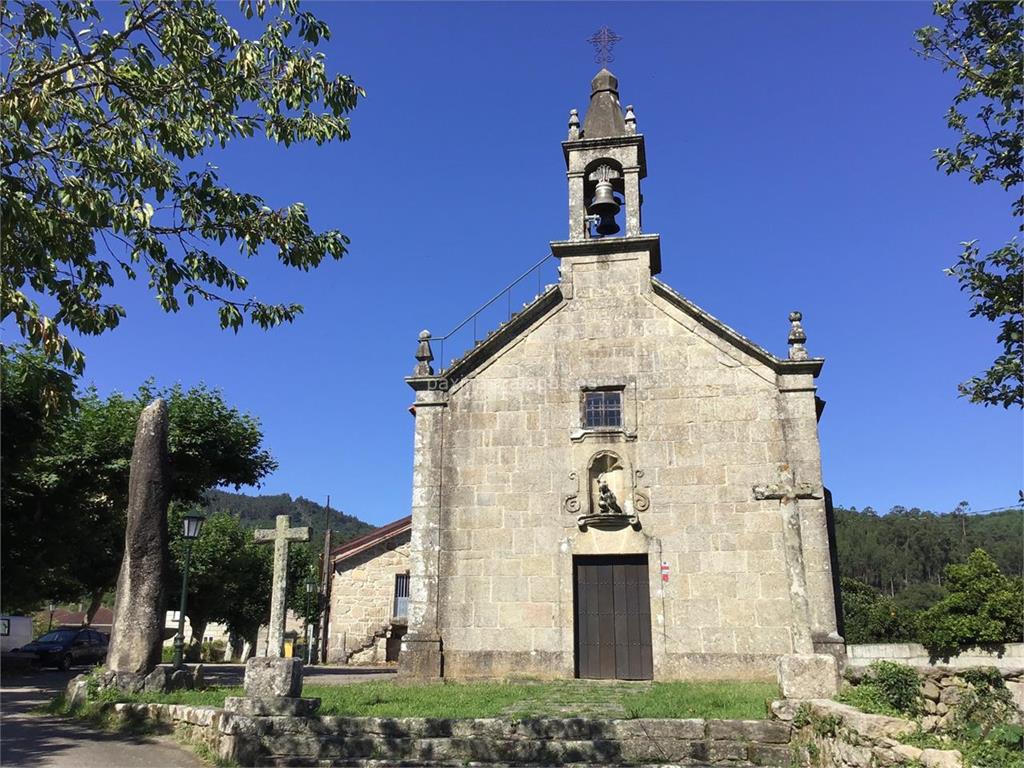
[660,561,670,583]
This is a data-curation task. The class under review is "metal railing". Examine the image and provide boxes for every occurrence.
[430,253,558,373]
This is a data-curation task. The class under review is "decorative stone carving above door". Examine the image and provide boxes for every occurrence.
[567,450,645,531]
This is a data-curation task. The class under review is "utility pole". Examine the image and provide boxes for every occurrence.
[308,495,333,665]
[319,496,333,664]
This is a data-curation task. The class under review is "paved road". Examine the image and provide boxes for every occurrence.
[0,664,394,767]
[1,668,202,768]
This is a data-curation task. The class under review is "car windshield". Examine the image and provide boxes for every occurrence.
[35,631,75,643]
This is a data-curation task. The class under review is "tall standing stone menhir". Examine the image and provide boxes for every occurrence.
[106,398,171,677]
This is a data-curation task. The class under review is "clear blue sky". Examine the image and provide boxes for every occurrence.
[62,2,1020,526]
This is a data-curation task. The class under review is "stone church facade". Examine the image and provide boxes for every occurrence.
[399,70,843,683]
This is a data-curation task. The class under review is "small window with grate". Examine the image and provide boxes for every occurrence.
[583,389,623,429]
[393,572,410,620]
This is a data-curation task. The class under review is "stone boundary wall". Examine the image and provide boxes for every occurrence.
[773,699,962,768]
[852,665,1024,727]
[107,703,794,767]
[846,643,1023,671]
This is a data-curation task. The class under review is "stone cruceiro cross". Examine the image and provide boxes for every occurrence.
[752,463,821,655]
[753,463,839,699]
[254,515,310,658]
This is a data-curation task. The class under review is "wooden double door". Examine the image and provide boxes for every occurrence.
[573,555,653,680]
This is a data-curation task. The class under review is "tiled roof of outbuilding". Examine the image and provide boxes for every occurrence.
[330,516,412,564]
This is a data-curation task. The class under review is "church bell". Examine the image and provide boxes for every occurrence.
[588,180,621,236]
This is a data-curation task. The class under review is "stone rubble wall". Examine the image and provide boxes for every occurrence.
[844,665,1024,729]
[111,702,227,759]
[327,532,411,664]
[846,643,1024,673]
[107,702,794,767]
[773,699,961,768]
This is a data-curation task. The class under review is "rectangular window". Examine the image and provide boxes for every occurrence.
[583,390,623,429]
[393,573,410,620]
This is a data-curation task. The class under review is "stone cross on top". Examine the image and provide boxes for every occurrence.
[254,515,310,658]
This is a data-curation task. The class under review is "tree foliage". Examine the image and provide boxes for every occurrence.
[834,504,1023,595]
[167,504,265,648]
[204,488,373,544]
[166,505,322,654]
[1,0,363,372]
[840,549,1023,654]
[915,1,1023,407]
[839,578,917,644]
[917,549,1024,658]
[0,347,277,613]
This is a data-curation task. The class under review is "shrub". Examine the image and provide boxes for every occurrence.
[841,578,917,644]
[869,661,921,714]
[201,640,226,662]
[917,550,1024,659]
[950,668,1017,740]
[160,646,174,664]
[838,661,920,716]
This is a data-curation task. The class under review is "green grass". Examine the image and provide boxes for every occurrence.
[113,687,245,708]
[622,681,779,719]
[116,679,778,720]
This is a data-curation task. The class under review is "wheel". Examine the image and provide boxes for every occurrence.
[59,653,72,671]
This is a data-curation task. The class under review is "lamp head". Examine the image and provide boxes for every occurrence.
[182,514,205,540]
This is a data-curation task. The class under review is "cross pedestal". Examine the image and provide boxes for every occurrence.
[227,515,321,717]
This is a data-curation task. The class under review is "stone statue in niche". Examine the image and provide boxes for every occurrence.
[596,477,622,515]
[573,451,640,530]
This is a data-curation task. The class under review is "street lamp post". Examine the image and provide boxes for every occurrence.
[172,513,205,670]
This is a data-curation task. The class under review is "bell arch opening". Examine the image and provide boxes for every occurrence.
[584,160,625,238]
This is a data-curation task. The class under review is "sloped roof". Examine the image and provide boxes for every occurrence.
[437,283,563,384]
[330,516,411,564]
[426,278,820,387]
[651,279,823,376]
[33,607,114,633]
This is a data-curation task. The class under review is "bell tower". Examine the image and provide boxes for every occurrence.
[553,68,661,284]
[564,69,647,241]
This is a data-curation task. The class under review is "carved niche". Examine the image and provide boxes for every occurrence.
[564,450,647,531]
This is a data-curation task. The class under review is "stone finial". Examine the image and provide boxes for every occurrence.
[624,104,636,135]
[788,311,808,361]
[414,329,434,376]
[568,109,580,140]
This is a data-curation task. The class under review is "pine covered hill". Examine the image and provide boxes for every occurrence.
[834,505,1023,594]
[204,489,375,546]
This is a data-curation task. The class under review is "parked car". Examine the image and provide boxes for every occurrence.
[15,627,108,670]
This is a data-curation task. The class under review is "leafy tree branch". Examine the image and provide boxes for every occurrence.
[915,0,1023,407]
[2,0,364,372]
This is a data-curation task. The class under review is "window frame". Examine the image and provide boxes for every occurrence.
[582,388,624,430]
[392,571,410,622]
[572,380,637,442]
